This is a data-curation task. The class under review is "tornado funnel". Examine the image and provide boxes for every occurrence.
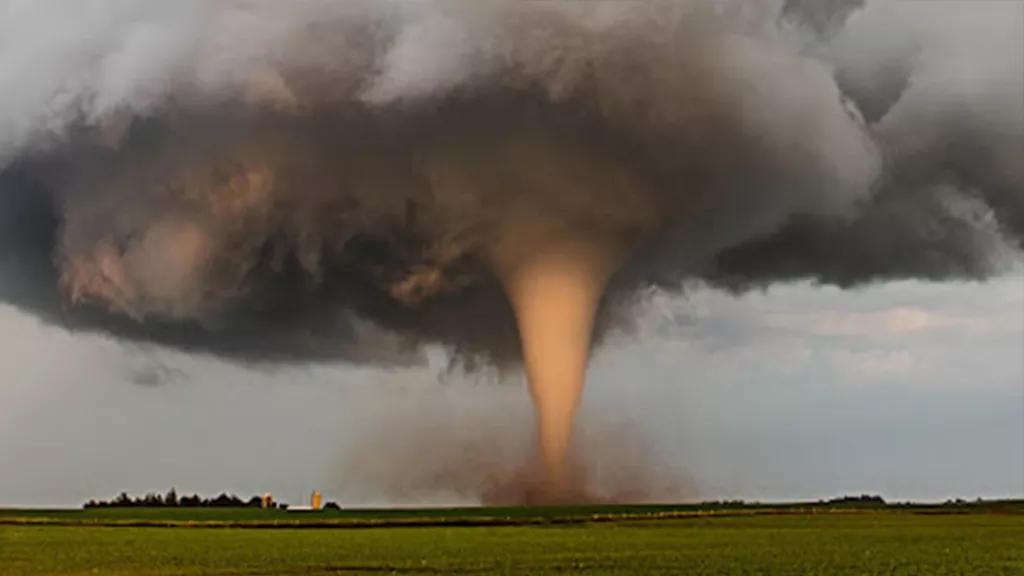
[486,221,628,502]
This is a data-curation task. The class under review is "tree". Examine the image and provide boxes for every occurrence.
[83,490,270,509]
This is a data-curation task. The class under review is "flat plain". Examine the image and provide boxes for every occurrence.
[2,505,1023,575]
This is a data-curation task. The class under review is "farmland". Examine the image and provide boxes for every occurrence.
[2,504,1023,575]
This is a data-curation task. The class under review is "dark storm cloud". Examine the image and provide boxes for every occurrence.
[0,0,1019,368]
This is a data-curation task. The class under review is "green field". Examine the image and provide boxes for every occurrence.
[3,506,1024,575]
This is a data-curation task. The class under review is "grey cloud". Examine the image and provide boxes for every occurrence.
[0,0,1017,374]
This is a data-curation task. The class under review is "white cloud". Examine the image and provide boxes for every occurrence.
[627,272,1023,393]
[768,307,1015,338]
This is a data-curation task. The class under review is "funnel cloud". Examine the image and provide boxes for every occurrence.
[0,0,1021,500]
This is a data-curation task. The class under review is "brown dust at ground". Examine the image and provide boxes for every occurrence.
[332,390,697,506]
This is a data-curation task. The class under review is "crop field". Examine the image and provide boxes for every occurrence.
[2,505,1024,575]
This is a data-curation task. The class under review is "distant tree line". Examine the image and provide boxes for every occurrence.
[820,494,886,506]
[85,489,267,509]
[85,489,273,509]
[697,496,887,508]
[84,489,342,510]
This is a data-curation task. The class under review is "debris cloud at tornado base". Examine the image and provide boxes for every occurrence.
[333,385,694,506]
[0,0,1021,502]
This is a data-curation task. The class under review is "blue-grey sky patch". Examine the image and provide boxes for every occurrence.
[1,273,1020,507]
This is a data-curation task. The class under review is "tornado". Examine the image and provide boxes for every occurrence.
[485,212,633,500]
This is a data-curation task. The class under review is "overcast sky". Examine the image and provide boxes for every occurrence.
[1,272,1021,508]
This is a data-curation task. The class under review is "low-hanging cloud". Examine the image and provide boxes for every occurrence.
[0,0,1020,369]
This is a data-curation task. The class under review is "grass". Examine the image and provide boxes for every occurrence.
[2,507,1023,575]
[0,504,883,529]
[3,500,1021,528]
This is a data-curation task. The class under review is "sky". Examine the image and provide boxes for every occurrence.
[1,272,1021,508]
[0,0,1021,512]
